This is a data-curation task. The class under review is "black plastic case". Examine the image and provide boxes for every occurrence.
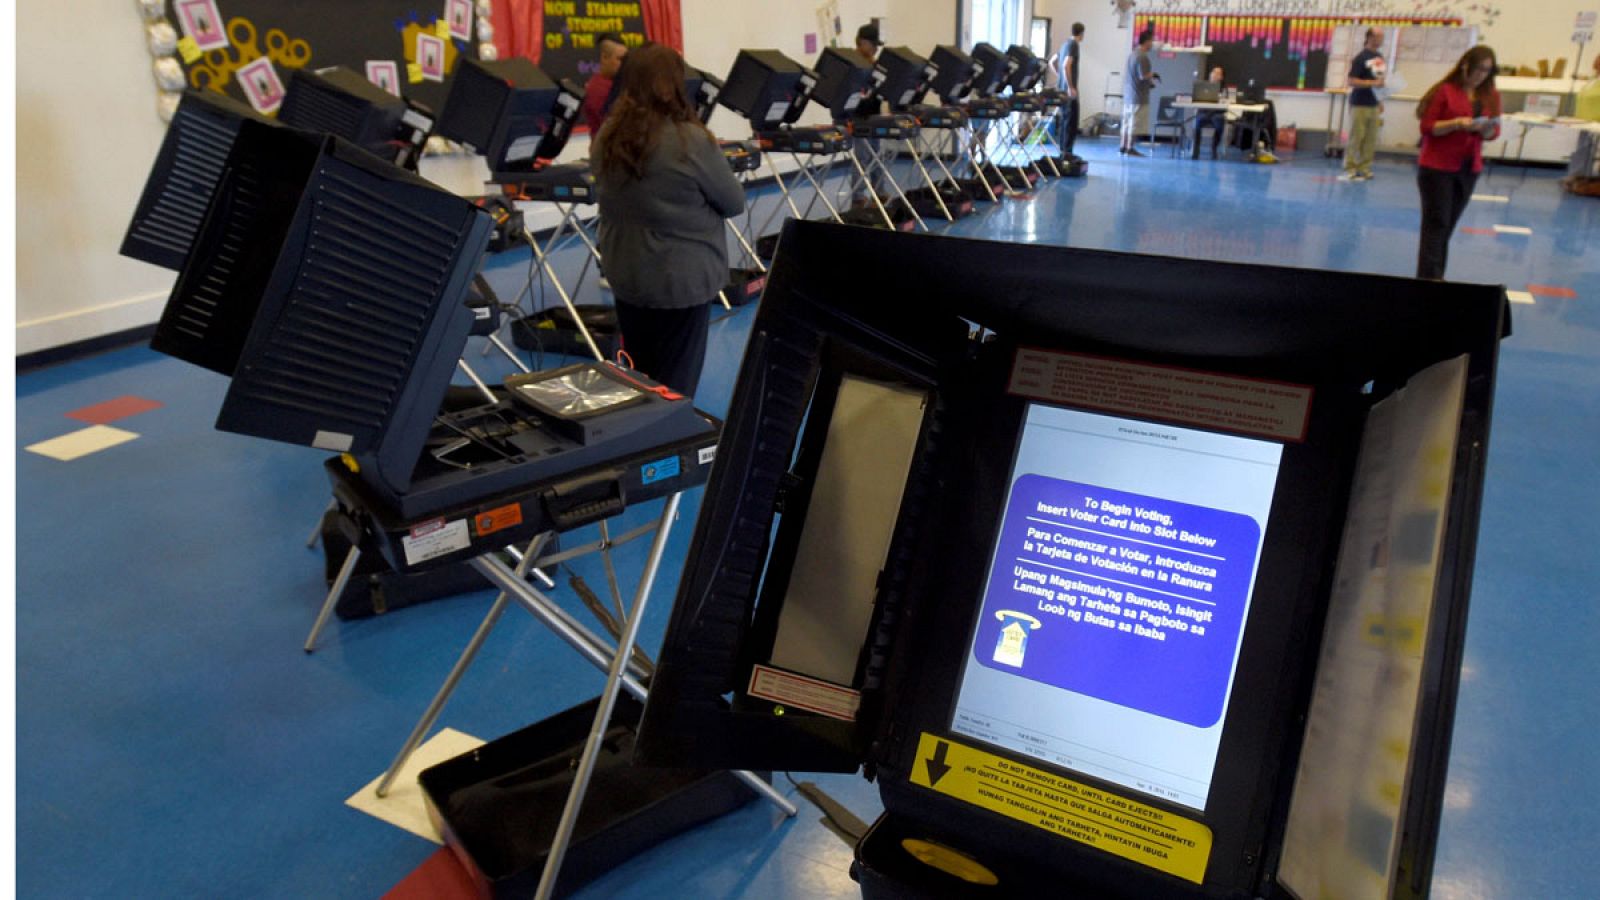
[421,694,766,898]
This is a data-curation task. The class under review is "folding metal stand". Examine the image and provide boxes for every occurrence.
[1028,93,1070,178]
[845,142,921,232]
[994,96,1051,187]
[361,495,798,900]
[752,127,855,232]
[965,99,1025,195]
[894,107,980,223]
[857,116,953,226]
[943,122,1000,203]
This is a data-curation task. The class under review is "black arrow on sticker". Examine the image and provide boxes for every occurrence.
[925,741,952,786]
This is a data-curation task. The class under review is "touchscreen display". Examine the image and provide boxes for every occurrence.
[951,405,1282,811]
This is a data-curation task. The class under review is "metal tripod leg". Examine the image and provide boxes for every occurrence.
[766,154,807,221]
[305,545,361,653]
[560,203,604,268]
[791,153,844,222]
[979,118,1030,192]
[727,217,768,274]
[1035,119,1066,176]
[928,133,964,192]
[531,490,676,899]
[502,536,654,686]
[512,493,793,900]
[905,138,953,221]
[1014,113,1053,182]
[996,115,1043,188]
[306,498,336,548]
[455,359,498,405]
[848,149,898,230]
[868,141,928,231]
[953,128,998,202]
[469,551,797,821]
[970,121,1013,194]
[522,228,605,363]
[372,533,552,797]
[487,333,532,374]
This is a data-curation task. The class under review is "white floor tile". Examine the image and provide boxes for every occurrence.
[24,425,139,461]
[344,727,486,844]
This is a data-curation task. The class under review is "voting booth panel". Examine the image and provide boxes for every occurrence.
[636,220,1505,899]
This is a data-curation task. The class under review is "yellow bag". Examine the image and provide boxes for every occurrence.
[1576,79,1600,122]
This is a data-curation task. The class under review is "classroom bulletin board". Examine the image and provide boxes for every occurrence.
[136,0,683,121]
[1133,13,1464,91]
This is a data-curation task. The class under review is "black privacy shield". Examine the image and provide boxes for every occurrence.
[151,119,491,496]
[634,218,1506,897]
[121,90,275,273]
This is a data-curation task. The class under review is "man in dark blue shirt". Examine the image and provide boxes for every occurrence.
[1341,28,1387,181]
[1053,22,1086,155]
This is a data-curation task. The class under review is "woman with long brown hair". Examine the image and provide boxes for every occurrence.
[1414,45,1501,280]
[593,42,745,397]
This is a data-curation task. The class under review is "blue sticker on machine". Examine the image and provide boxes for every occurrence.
[641,456,681,485]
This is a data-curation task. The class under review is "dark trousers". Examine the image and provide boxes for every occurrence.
[613,298,711,399]
[1059,95,1080,154]
[1416,165,1478,280]
[1195,111,1226,157]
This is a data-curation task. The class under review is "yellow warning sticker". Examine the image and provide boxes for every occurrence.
[909,733,1212,884]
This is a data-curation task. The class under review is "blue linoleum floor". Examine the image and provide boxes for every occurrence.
[16,139,1600,899]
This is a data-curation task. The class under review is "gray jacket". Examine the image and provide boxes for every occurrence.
[594,123,746,309]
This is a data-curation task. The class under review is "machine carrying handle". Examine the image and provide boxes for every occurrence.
[542,468,627,531]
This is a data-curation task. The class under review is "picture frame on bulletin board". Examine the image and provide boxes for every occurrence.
[366,59,401,96]
[446,0,473,42]
[157,0,483,113]
[236,57,286,113]
[417,32,445,81]
[175,0,228,52]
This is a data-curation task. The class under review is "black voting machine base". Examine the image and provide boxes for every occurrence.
[635,219,1506,899]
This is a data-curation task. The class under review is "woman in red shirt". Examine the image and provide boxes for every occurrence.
[1414,46,1502,280]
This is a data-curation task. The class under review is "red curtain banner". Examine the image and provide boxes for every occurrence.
[640,0,684,53]
[490,0,544,63]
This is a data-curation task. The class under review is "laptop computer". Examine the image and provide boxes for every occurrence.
[1192,79,1222,103]
[1239,79,1266,104]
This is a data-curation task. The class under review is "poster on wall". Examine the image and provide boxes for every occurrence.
[815,1,841,48]
[537,2,648,85]
[161,0,479,113]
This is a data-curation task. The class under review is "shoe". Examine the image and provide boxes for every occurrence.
[1356,172,1373,181]
[1125,148,1145,157]
[1118,147,1129,154]
[1337,171,1359,182]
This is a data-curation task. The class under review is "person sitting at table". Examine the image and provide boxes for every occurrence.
[1194,67,1227,158]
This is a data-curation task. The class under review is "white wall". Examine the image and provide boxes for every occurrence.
[13,0,957,354]
[16,0,179,354]
[682,0,958,141]
[1032,0,1600,124]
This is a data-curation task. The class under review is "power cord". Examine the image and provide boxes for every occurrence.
[783,771,870,846]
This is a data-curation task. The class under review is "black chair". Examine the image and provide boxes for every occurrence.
[1150,96,1186,158]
